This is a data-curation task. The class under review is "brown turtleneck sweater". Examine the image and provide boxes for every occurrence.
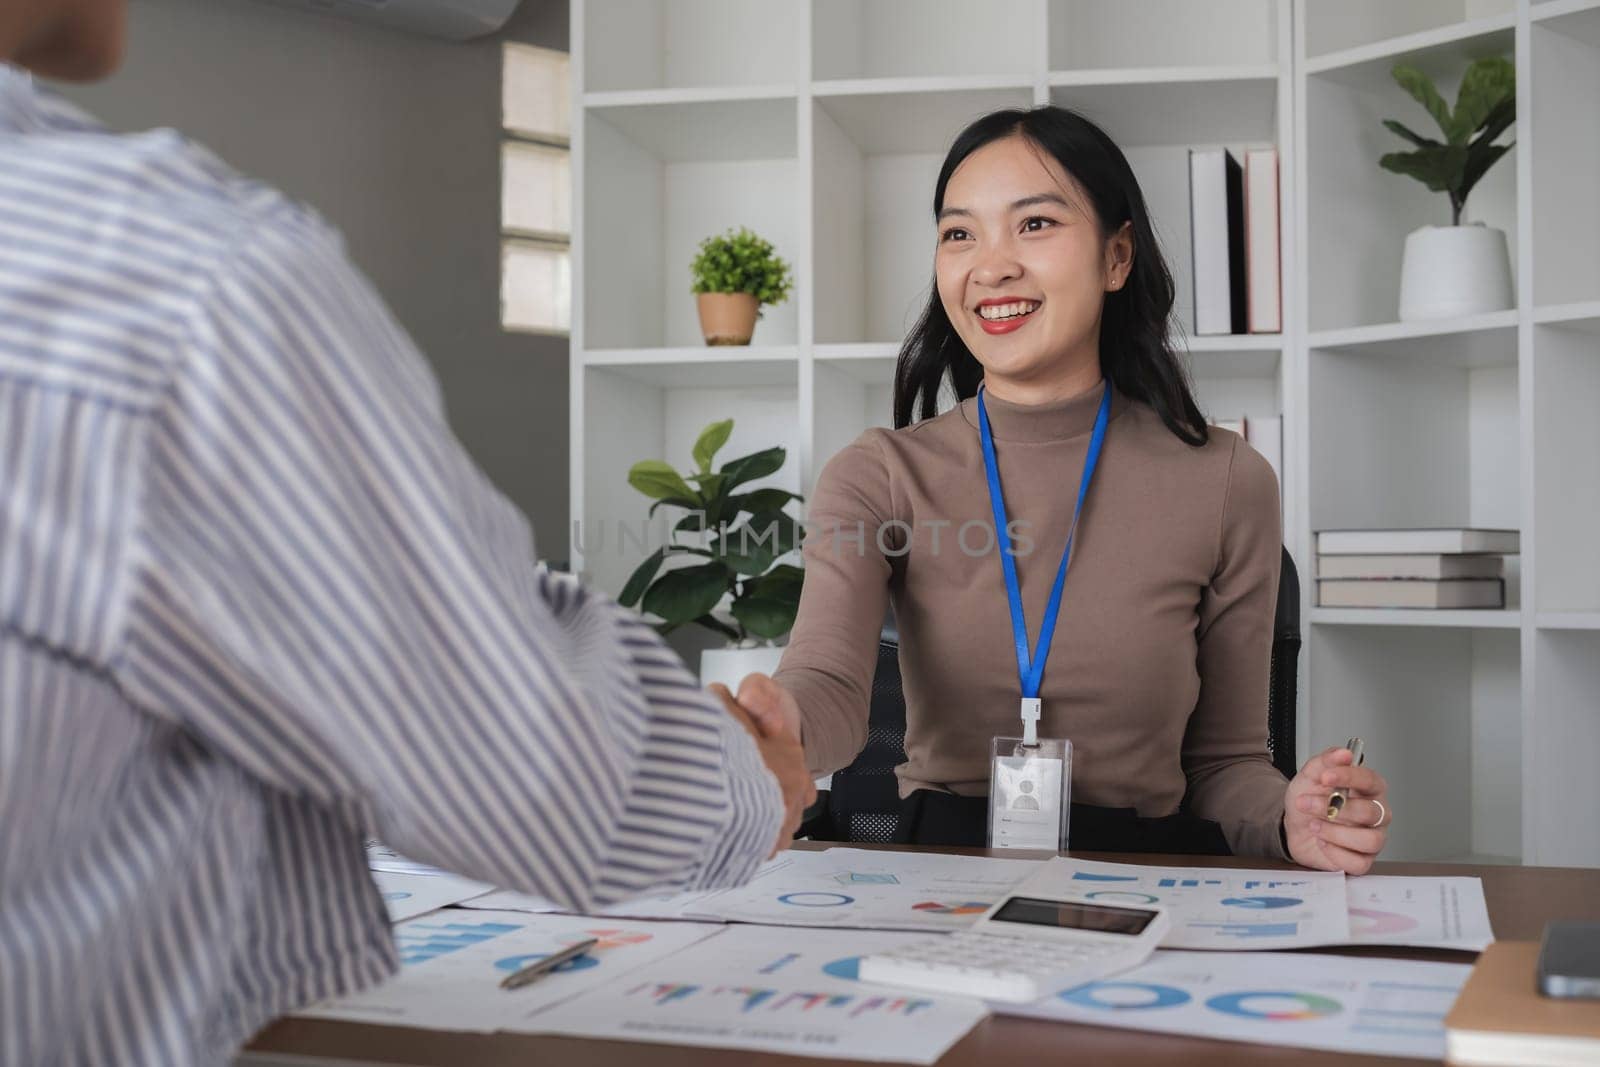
[773,383,1289,859]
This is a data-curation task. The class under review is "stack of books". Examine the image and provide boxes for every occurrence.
[1189,146,1280,335]
[1315,528,1519,609]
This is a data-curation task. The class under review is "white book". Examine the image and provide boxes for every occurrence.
[1245,414,1282,495]
[1316,528,1520,556]
[1317,579,1505,609]
[1244,147,1281,333]
[1189,148,1245,335]
[1317,554,1506,580]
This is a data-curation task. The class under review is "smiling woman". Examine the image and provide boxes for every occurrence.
[736,105,1397,873]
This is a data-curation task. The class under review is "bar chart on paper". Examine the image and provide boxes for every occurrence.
[296,912,723,1033]
[519,925,990,1064]
[1024,858,1351,949]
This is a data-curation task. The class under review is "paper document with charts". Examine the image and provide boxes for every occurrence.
[1002,949,1472,1060]
[518,924,989,1064]
[1026,857,1350,949]
[695,847,1043,931]
[295,911,722,1032]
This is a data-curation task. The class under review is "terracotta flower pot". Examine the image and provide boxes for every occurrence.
[697,292,760,346]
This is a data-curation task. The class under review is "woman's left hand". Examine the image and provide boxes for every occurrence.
[1282,746,1391,874]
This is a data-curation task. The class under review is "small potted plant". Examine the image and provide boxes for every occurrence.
[1379,57,1515,321]
[621,417,804,688]
[690,226,794,346]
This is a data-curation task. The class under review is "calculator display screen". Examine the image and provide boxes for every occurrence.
[990,897,1155,935]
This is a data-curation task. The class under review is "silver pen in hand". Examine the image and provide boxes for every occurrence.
[499,936,599,991]
[1326,736,1365,820]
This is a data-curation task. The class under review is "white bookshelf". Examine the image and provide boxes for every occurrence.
[570,0,1600,866]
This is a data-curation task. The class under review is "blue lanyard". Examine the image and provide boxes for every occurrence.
[976,381,1112,711]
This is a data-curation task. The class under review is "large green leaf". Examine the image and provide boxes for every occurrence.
[712,511,801,576]
[1472,96,1516,148]
[1392,65,1454,141]
[1451,57,1514,144]
[731,595,799,640]
[692,419,734,473]
[745,562,804,599]
[1382,119,1440,150]
[641,561,731,625]
[726,487,802,518]
[718,446,786,492]
[1460,140,1514,205]
[648,495,701,518]
[619,546,668,608]
[628,460,695,501]
[1379,145,1466,194]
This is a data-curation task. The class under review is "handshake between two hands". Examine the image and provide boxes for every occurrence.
[709,673,816,857]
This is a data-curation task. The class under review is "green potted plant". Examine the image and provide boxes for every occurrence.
[690,226,794,346]
[1379,57,1515,321]
[620,417,804,688]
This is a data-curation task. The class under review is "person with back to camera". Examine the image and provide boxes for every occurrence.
[730,105,1393,871]
[0,2,812,1063]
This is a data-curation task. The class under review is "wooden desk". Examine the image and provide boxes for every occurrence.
[246,847,1600,1066]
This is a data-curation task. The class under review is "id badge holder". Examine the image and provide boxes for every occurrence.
[987,735,1072,852]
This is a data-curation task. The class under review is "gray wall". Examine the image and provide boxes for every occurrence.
[52,0,571,562]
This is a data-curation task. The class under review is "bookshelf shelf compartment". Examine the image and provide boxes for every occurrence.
[1527,632,1600,866]
[1302,4,1514,67]
[583,100,799,351]
[1532,6,1600,308]
[1305,22,1517,334]
[581,363,801,597]
[1049,0,1281,72]
[1047,75,1280,149]
[582,0,801,93]
[1307,625,1520,862]
[1533,324,1600,614]
[812,0,1038,82]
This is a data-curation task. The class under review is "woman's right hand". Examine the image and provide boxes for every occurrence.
[708,675,812,856]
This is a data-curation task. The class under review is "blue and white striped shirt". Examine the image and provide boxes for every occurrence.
[0,64,782,1066]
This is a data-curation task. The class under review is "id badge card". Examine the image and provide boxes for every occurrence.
[987,736,1071,851]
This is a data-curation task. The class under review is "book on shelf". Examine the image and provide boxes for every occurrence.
[1445,941,1600,1067]
[1317,554,1506,580]
[1243,147,1281,334]
[1317,578,1505,610]
[1316,528,1521,556]
[1245,414,1282,493]
[1189,147,1245,335]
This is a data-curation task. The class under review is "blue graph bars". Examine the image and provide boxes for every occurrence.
[1156,878,1224,888]
[396,920,521,965]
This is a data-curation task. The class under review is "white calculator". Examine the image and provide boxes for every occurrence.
[857,893,1170,1003]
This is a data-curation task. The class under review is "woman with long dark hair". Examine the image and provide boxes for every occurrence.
[740,106,1392,870]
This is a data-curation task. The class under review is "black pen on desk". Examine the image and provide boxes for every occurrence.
[1326,736,1365,820]
[499,937,599,991]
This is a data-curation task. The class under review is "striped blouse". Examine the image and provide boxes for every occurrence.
[0,64,781,1066]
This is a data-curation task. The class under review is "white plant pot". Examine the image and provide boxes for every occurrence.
[1397,223,1514,322]
[699,644,785,692]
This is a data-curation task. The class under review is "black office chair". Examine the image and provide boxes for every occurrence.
[800,548,1302,843]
